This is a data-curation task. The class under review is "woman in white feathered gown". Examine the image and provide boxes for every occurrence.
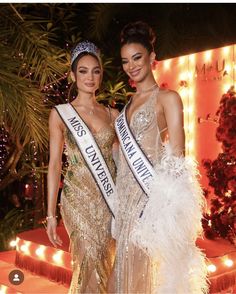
[112,21,209,294]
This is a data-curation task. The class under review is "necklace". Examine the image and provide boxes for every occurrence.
[135,83,158,94]
[72,101,96,115]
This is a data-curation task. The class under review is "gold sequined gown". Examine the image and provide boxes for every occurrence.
[60,124,116,294]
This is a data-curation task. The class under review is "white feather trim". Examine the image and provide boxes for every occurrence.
[130,147,209,293]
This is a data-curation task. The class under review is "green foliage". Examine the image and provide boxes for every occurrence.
[0,208,42,251]
[98,56,131,108]
[0,4,131,192]
[0,4,69,190]
[86,3,119,41]
[0,4,68,149]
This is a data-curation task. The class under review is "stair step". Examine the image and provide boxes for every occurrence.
[2,226,236,293]
[14,226,72,286]
[0,251,68,294]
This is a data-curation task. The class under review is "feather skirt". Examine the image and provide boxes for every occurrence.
[130,151,209,294]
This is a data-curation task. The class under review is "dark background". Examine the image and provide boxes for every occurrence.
[16,2,236,61]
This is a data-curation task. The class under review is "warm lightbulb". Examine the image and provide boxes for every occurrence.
[20,245,26,251]
[179,72,187,80]
[186,140,194,151]
[9,240,17,247]
[20,241,30,254]
[164,59,171,70]
[188,71,194,80]
[186,106,193,114]
[204,50,212,62]
[180,88,188,98]
[179,56,186,65]
[207,264,217,272]
[53,251,63,264]
[20,245,28,254]
[36,246,45,258]
[223,46,230,56]
[0,285,7,294]
[189,54,195,63]
[224,259,233,267]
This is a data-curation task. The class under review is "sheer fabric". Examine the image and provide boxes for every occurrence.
[114,88,208,293]
[115,89,163,293]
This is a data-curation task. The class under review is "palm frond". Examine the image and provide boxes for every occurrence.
[0,5,69,151]
[86,4,117,41]
[0,6,68,88]
[0,76,49,150]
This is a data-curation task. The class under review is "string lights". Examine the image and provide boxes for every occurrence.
[14,238,68,267]
[0,127,9,177]
[11,236,235,276]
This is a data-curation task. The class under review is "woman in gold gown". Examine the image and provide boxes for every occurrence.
[113,21,209,294]
[46,41,117,293]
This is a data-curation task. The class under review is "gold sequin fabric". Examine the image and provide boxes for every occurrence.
[60,125,116,293]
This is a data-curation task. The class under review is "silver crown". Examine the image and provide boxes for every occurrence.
[71,41,100,65]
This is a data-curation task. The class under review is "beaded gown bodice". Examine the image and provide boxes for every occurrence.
[60,124,116,293]
[116,89,164,227]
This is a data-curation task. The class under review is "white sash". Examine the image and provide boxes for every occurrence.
[55,103,116,218]
[115,103,156,195]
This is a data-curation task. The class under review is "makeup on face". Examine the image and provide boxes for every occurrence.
[75,55,102,91]
[121,43,151,81]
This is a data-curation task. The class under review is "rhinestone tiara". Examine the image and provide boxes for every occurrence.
[71,41,101,66]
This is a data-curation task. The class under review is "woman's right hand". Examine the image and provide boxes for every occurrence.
[46,218,63,247]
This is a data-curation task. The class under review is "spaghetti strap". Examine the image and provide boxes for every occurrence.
[157,127,168,146]
[159,127,168,134]
[151,89,168,145]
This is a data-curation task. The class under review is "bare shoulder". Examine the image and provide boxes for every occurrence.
[49,107,59,121]
[49,107,64,129]
[158,88,183,108]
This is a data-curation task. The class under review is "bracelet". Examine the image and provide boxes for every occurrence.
[46,216,57,221]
